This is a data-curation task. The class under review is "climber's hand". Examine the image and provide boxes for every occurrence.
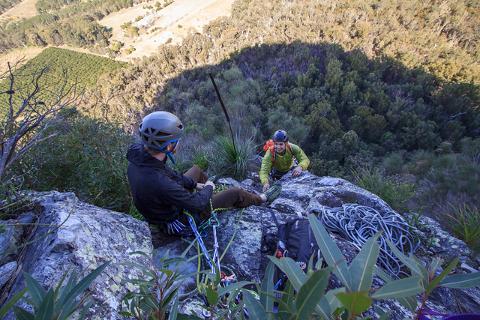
[205,181,216,189]
[263,183,270,192]
[196,183,205,190]
[292,166,302,177]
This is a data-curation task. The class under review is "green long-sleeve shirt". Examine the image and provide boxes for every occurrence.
[259,143,310,185]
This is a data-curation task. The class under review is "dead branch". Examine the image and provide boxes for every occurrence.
[0,62,83,180]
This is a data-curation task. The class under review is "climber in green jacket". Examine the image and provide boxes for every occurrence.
[260,130,310,192]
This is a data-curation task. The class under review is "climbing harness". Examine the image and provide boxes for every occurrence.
[316,204,419,277]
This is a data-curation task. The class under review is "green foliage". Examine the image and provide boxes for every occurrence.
[352,167,415,212]
[13,110,132,212]
[36,0,79,13]
[210,136,254,180]
[192,152,209,170]
[0,0,21,14]
[415,139,480,210]
[0,0,142,51]
[121,250,252,320]
[41,216,476,320]
[238,215,466,319]
[121,22,139,37]
[121,252,188,319]
[0,48,125,105]
[0,176,33,220]
[235,214,480,319]
[446,203,480,252]
[110,40,124,53]
[1,262,109,320]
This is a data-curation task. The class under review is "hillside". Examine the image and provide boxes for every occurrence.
[69,0,479,247]
[1,0,480,318]
[0,0,36,22]
[100,0,235,60]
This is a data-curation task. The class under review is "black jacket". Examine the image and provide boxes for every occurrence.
[126,143,213,224]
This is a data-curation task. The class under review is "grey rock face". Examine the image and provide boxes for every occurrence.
[0,221,15,265]
[2,172,479,319]
[0,261,17,288]
[4,191,153,320]
[154,172,480,318]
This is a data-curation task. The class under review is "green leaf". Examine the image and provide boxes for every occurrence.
[336,292,372,316]
[375,267,418,311]
[78,300,93,320]
[177,314,203,320]
[242,290,267,319]
[295,269,330,320]
[349,233,381,292]
[205,285,218,306]
[260,262,275,315]
[218,281,252,297]
[428,257,443,278]
[58,261,110,319]
[385,239,422,276]
[163,288,179,310]
[440,271,480,289]
[23,272,46,307]
[375,306,390,320]
[267,256,307,291]
[372,276,422,299]
[37,289,55,320]
[315,296,332,320]
[426,258,458,295]
[324,287,345,313]
[13,306,35,320]
[308,215,351,290]
[0,288,27,319]
[278,282,295,317]
[168,294,179,320]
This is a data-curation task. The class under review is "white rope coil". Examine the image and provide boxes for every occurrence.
[317,204,419,277]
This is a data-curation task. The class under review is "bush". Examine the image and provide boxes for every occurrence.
[382,151,405,176]
[14,110,132,212]
[0,262,109,320]
[352,167,415,213]
[209,136,255,180]
[415,152,480,210]
[119,215,480,319]
[446,203,480,253]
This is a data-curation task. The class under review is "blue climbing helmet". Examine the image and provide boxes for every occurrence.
[139,111,184,162]
[273,130,288,142]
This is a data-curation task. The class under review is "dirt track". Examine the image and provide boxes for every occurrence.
[0,0,37,23]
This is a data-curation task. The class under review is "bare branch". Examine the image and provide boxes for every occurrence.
[0,64,83,180]
[8,132,58,170]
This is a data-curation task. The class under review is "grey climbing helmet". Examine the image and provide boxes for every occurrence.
[138,111,184,152]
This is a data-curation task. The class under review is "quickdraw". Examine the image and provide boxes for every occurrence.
[186,200,237,284]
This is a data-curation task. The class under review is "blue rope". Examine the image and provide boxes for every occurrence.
[187,215,216,274]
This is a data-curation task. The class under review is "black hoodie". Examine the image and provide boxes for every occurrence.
[126,143,213,224]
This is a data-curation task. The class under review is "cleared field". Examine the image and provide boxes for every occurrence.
[0,46,44,74]
[1,47,126,115]
[0,0,37,23]
[100,0,235,61]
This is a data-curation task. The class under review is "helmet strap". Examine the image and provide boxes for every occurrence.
[166,151,176,164]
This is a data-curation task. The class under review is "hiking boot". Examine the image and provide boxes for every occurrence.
[264,183,282,204]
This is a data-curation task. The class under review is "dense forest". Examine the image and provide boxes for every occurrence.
[0,0,149,53]
[5,0,480,249]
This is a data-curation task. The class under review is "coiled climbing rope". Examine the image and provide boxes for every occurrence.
[317,204,419,277]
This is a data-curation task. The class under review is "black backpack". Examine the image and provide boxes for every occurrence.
[273,218,321,290]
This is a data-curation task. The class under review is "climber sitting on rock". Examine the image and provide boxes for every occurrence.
[127,111,282,236]
[260,130,310,192]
